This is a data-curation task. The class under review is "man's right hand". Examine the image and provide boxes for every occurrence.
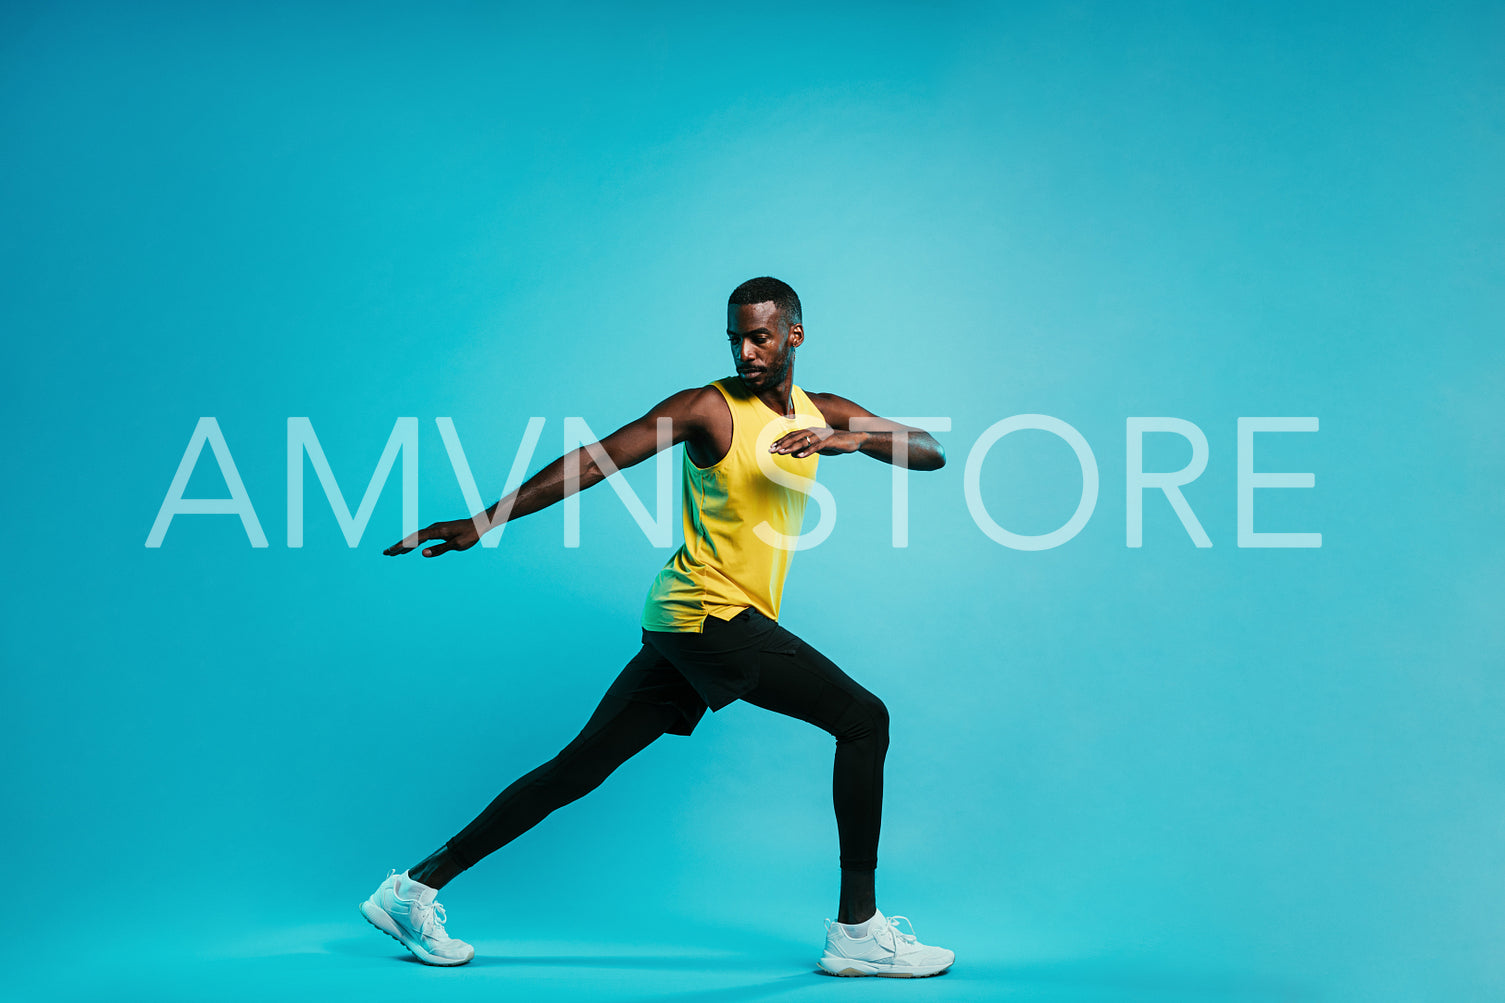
[384,520,482,558]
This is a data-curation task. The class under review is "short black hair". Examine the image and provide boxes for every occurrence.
[728,276,802,330]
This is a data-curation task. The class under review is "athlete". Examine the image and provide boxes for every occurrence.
[361,277,955,978]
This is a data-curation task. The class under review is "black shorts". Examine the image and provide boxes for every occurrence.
[617,608,802,736]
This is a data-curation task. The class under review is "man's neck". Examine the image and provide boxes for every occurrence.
[755,371,796,416]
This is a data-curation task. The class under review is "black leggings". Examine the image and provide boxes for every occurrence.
[444,623,889,873]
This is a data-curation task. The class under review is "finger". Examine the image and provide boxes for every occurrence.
[800,429,843,457]
[421,541,456,558]
[384,524,441,556]
[384,534,421,556]
[795,432,824,456]
[772,430,820,454]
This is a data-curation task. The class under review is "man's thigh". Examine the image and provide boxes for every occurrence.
[738,632,884,736]
[596,642,710,738]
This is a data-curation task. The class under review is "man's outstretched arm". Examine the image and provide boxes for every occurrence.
[385,388,711,557]
[774,392,946,470]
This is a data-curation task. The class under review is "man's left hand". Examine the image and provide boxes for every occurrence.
[769,426,865,459]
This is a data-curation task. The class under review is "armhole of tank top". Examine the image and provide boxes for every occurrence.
[687,381,736,472]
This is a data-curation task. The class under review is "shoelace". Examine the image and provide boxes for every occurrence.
[417,902,451,942]
[825,914,923,952]
[886,915,920,945]
[386,869,452,943]
[865,914,922,955]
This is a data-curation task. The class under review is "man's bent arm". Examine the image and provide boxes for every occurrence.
[843,426,945,469]
[385,388,710,557]
[784,392,946,470]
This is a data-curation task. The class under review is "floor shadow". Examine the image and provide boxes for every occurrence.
[327,933,807,974]
[324,930,1311,1002]
[460,952,808,974]
[959,959,1316,1001]
[619,971,826,1003]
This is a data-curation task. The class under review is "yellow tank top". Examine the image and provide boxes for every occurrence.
[641,377,825,632]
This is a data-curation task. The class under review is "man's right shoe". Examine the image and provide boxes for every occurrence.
[360,869,475,966]
[818,910,954,977]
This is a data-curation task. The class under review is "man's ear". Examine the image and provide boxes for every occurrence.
[788,323,804,348]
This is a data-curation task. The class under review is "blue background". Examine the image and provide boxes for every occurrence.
[3,2,1502,1000]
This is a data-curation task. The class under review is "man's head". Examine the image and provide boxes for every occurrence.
[727,276,803,393]
[729,276,801,331]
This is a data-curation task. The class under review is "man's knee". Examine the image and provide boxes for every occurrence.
[867,694,890,748]
[838,690,889,747]
[531,742,616,803]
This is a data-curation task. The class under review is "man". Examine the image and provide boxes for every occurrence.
[361,277,954,978]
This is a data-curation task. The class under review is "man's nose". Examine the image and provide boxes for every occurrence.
[738,340,756,362]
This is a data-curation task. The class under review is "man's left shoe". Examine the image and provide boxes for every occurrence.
[360,869,475,966]
[818,910,954,977]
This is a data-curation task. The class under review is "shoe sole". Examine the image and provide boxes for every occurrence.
[359,900,474,966]
[817,955,952,978]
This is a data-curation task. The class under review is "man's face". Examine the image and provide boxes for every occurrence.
[728,301,803,391]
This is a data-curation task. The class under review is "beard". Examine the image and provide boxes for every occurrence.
[739,345,794,388]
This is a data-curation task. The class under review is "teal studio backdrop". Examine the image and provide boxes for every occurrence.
[3,2,1501,1001]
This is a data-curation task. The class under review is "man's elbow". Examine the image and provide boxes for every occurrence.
[923,438,946,471]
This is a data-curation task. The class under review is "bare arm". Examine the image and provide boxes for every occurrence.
[385,387,714,557]
[770,392,946,470]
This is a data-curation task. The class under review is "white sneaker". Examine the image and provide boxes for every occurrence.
[360,869,475,966]
[818,910,954,977]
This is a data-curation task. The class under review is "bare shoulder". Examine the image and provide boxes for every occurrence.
[644,383,731,434]
[649,384,720,414]
[802,390,875,425]
[803,391,929,434]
